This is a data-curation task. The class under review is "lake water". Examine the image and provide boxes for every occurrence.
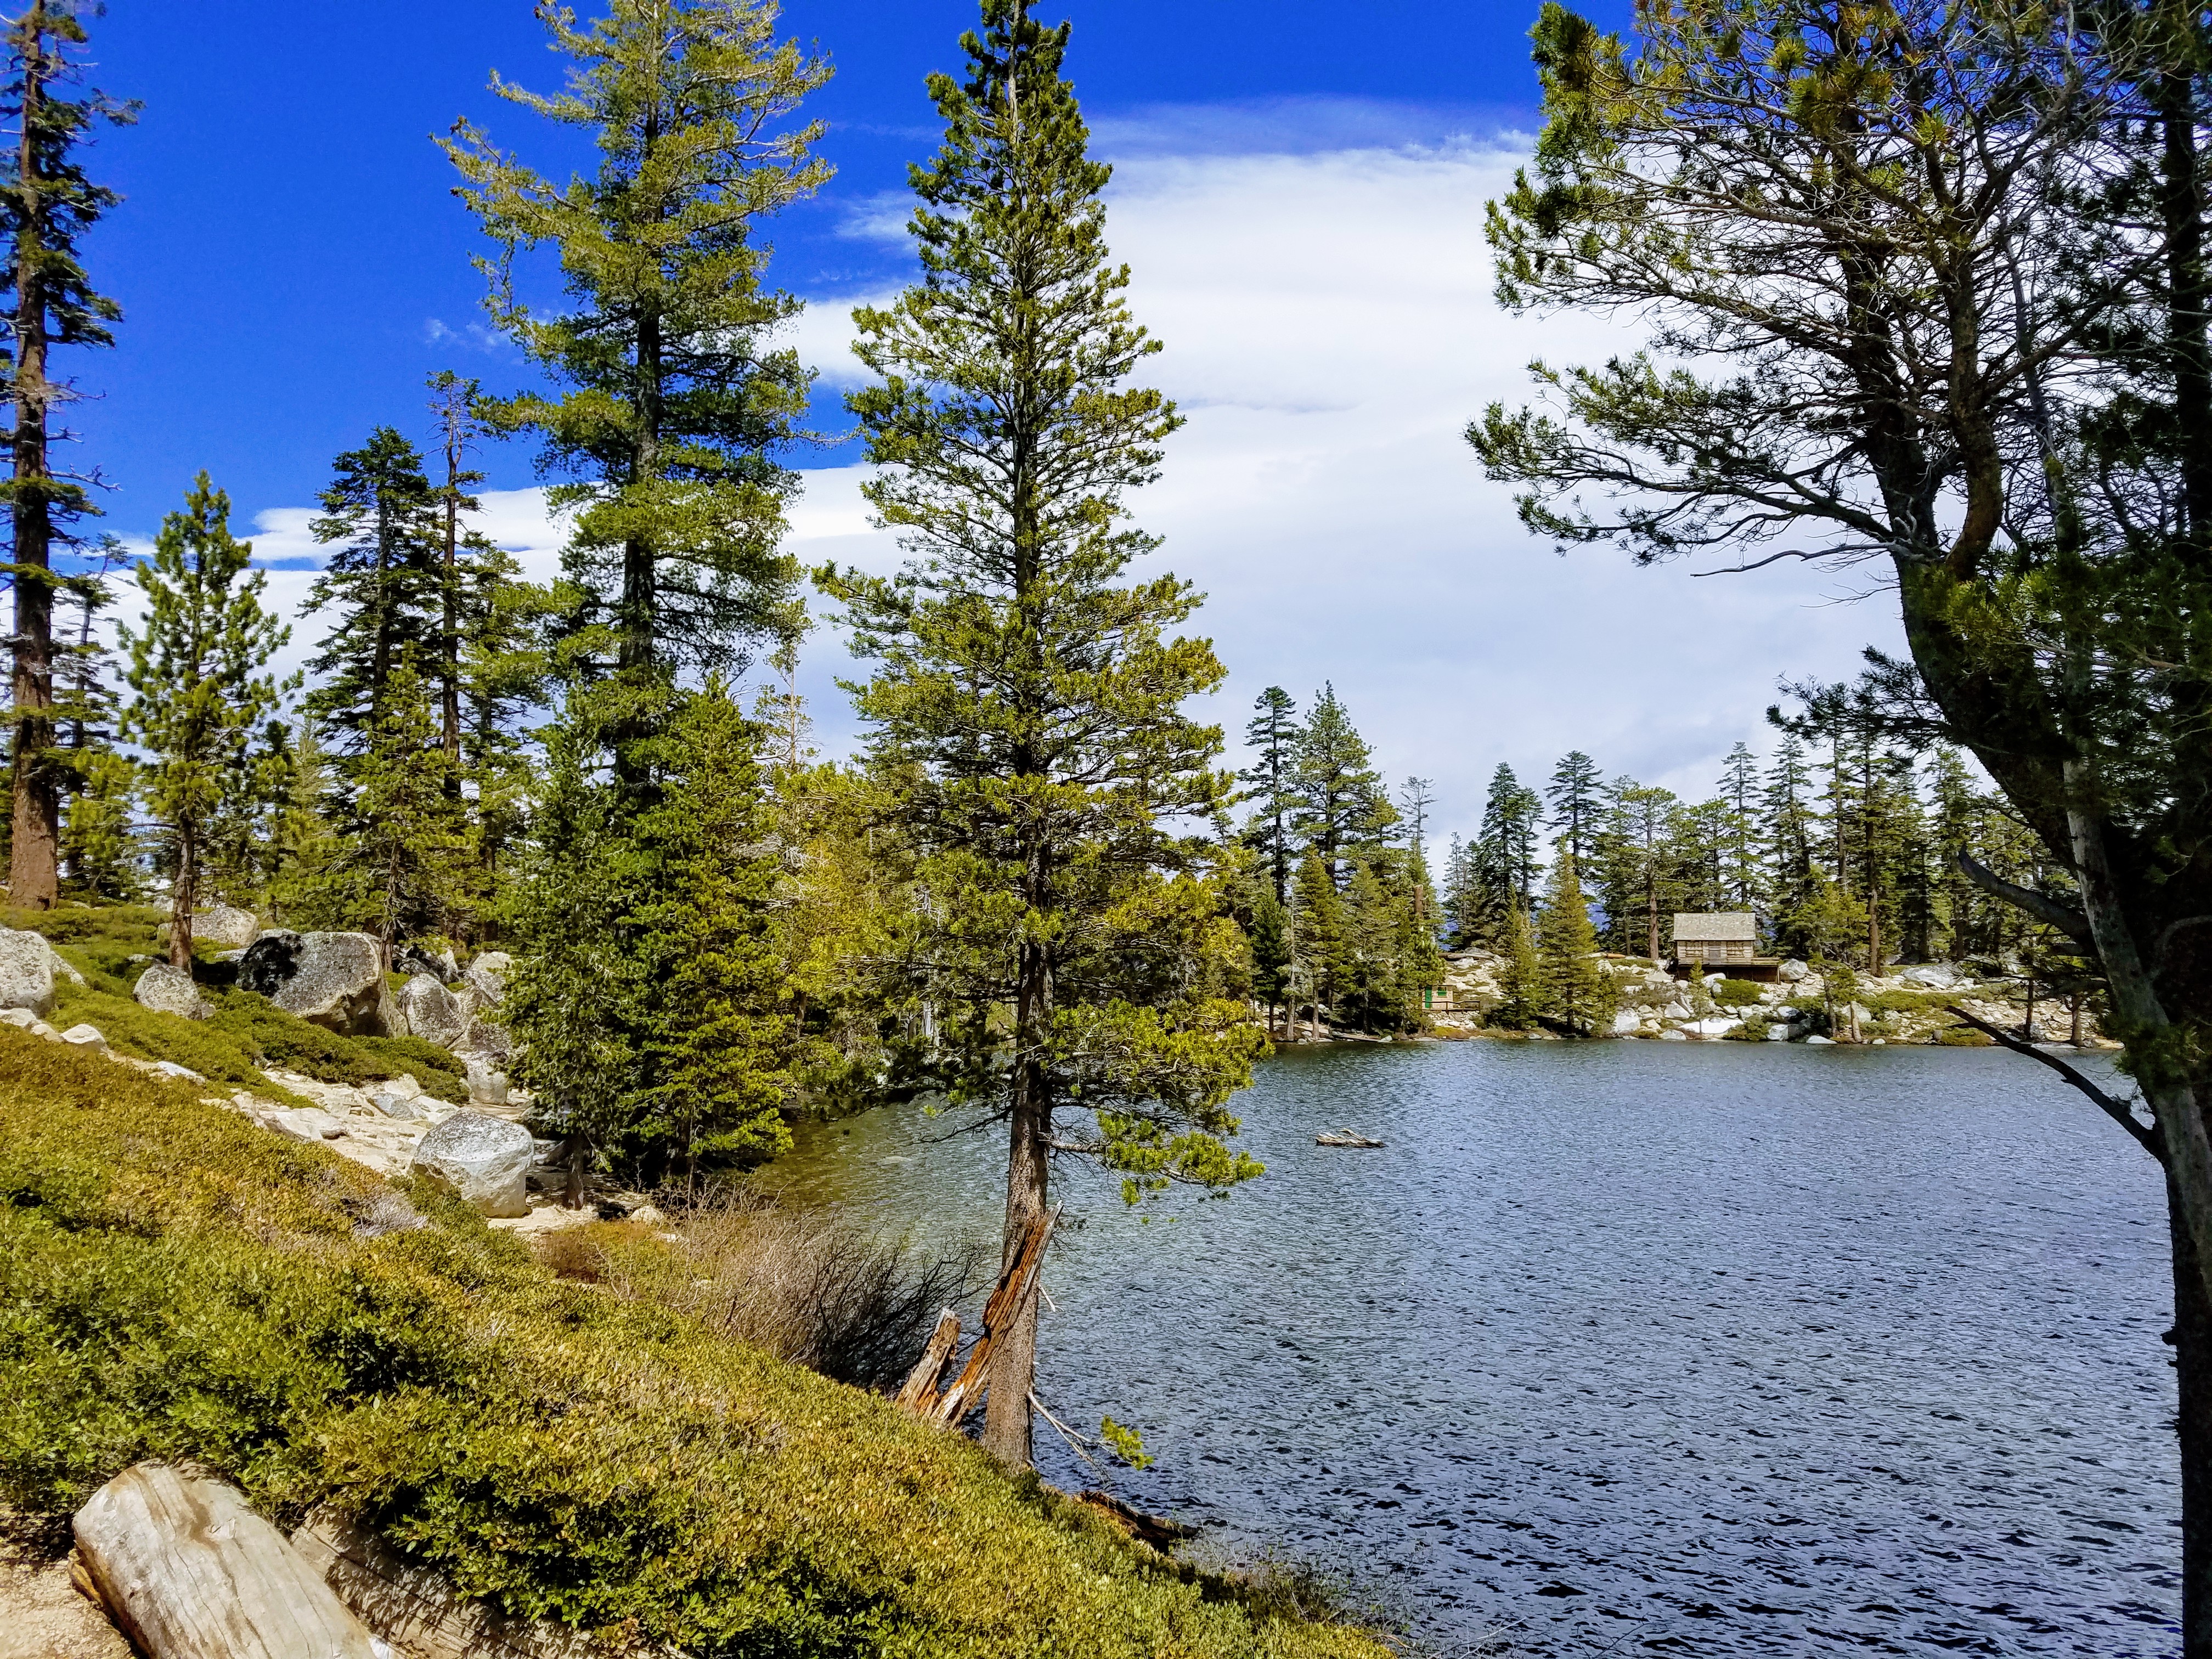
[772,1040,2179,1656]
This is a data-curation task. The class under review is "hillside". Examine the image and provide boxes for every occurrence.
[0,1026,1385,1659]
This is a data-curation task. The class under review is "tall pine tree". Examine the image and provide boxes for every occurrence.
[825,0,1261,1469]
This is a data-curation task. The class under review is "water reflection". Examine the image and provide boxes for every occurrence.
[775,1041,2176,1656]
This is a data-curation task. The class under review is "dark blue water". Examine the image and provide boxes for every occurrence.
[775,1041,2177,1655]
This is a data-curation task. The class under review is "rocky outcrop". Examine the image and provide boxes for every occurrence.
[239,931,392,1036]
[134,962,212,1020]
[396,943,458,983]
[409,1109,535,1217]
[394,973,469,1049]
[0,927,56,1015]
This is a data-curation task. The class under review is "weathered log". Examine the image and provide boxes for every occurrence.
[1077,1488,1198,1549]
[289,1513,604,1659]
[931,1207,1057,1426]
[72,1463,387,1659]
[894,1307,962,1414]
[1315,1131,1384,1148]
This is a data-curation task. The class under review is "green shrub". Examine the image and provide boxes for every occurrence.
[0,1029,1381,1658]
[47,981,286,1093]
[1710,978,1764,1007]
[1938,1025,1996,1046]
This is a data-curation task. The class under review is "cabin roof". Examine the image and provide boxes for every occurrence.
[1672,911,1758,941]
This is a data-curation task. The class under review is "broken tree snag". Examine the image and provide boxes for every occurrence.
[72,1463,386,1659]
[895,1307,962,1415]
[932,1206,1057,1426]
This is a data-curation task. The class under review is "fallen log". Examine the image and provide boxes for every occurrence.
[72,1463,387,1659]
[1077,1488,1198,1550]
[1315,1131,1384,1148]
[289,1513,606,1659]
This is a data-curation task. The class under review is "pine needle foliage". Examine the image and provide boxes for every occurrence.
[442,0,830,744]
[825,0,1261,1466]
[117,475,290,966]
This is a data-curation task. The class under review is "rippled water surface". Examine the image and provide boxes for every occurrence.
[774,1041,2177,1655]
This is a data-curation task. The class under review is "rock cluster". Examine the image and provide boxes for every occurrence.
[1429,946,2110,1047]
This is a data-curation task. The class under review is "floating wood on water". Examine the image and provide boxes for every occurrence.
[1316,1131,1384,1148]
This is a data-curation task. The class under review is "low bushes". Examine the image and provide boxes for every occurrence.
[0,1029,1383,1658]
[43,981,466,1103]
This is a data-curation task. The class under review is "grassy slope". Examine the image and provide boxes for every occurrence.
[4,904,467,1102]
[0,1028,1383,1659]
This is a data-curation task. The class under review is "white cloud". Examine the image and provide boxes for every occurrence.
[212,133,1904,842]
[780,139,1907,834]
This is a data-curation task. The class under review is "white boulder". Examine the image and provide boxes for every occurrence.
[464,1056,509,1105]
[396,973,470,1049]
[58,1023,106,1052]
[133,962,212,1020]
[1764,1024,1791,1041]
[268,1108,347,1141]
[0,927,56,1016]
[1898,963,1960,989]
[409,1109,536,1217]
[1610,1009,1644,1036]
[1778,959,1810,982]
[1805,1034,1837,1046]
[461,950,511,1011]
[1686,1017,1741,1039]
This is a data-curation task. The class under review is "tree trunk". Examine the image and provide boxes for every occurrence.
[983,936,1051,1469]
[440,479,461,768]
[167,817,197,969]
[7,15,56,910]
[2173,1169,2212,1659]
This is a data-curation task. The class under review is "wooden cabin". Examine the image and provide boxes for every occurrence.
[1672,912,1759,964]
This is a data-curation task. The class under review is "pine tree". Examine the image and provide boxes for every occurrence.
[119,475,290,966]
[1292,682,1390,882]
[1491,902,1542,1030]
[1717,741,1763,911]
[1537,847,1612,1034]
[59,747,130,896]
[825,0,1261,1468]
[1471,763,1542,946]
[630,681,792,1183]
[1607,782,1677,959]
[443,0,828,782]
[1546,749,1601,867]
[3,2,130,909]
[1238,685,1299,904]
[1292,844,1345,1031]
[1762,734,1819,957]
[1248,889,1291,1038]
[328,657,473,963]
[302,427,443,758]
[265,715,337,925]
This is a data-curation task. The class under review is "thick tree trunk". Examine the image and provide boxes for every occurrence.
[167,818,197,969]
[7,18,56,911]
[983,936,1051,1469]
[2172,1170,2212,1658]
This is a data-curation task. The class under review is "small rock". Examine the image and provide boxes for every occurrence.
[157,903,261,950]
[1778,959,1810,982]
[1658,1028,1689,1041]
[1765,1024,1791,1040]
[58,1023,106,1052]
[0,1006,36,1029]
[464,1056,509,1104]
[410,1109,537,1217]
[29,1019,61,1040]
[150,1059,205,1081]
[134,961,212,1020]
[268,1107,347,1141]
[1805,1034,1837,1046]
[630,1204,666,1225]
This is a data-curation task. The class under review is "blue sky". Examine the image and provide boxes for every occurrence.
[67,0,1904,837]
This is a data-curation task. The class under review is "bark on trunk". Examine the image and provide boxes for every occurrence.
[7,16,57,910]
[983,938,1051,1468]
[2173,1169,2212,1658]
[167,819,196,969]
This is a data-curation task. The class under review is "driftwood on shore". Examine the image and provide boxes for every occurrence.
[1315,1131,1384,1148]
[71,1464,386,1659]
[901,1207,1057,1424]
